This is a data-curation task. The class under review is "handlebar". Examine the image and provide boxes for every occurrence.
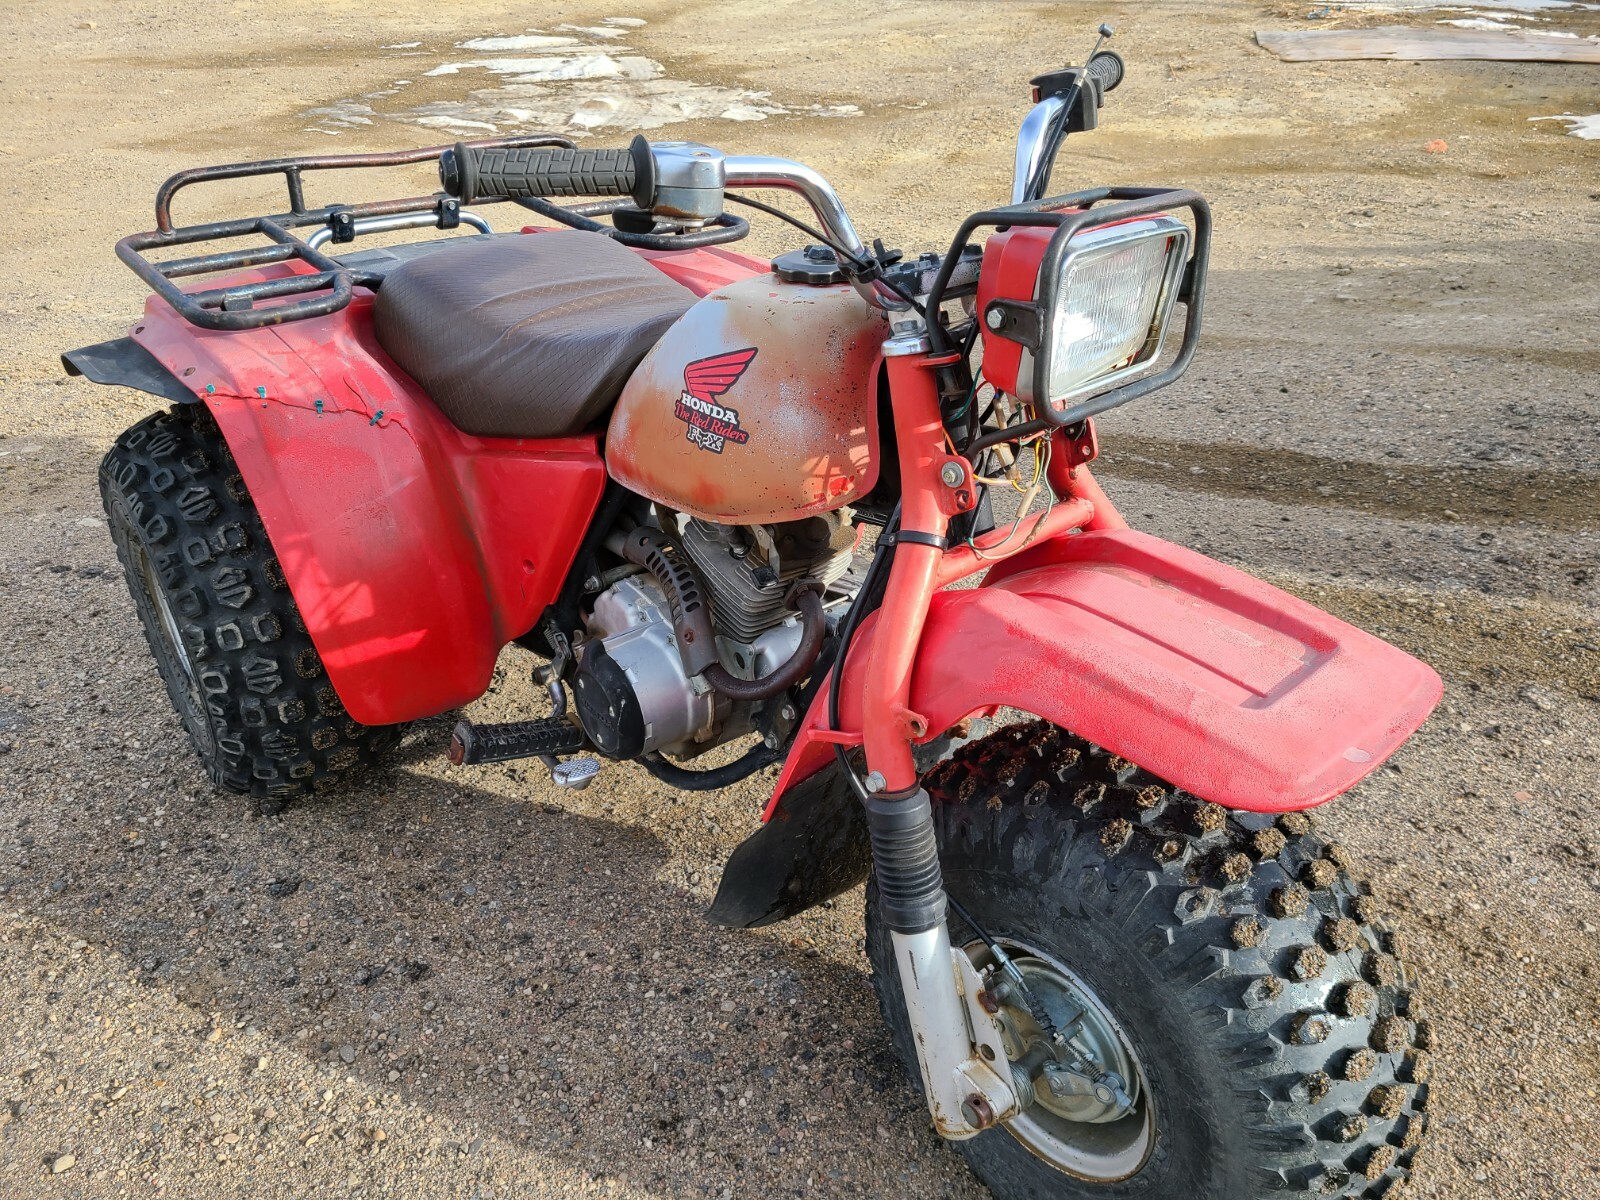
[439,135,909,309]
[1011,52,1128,206]
[441,138,866,255]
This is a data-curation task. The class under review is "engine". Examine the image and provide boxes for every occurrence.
[678,513,856,642]
[573,513,858,760]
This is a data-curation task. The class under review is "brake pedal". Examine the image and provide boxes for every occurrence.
[544,755,600,790]
[448,717,587,766]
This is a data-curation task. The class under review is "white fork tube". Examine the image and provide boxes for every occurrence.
[890,925,1019,1138]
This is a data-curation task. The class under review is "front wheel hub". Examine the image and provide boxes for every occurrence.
[967,939,1155,1182]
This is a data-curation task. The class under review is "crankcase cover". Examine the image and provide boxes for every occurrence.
[606,273,887,524]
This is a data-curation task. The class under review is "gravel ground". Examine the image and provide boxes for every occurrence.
[1,1,1597,1197]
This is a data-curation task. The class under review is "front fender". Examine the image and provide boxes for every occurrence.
[769,528,1442,816]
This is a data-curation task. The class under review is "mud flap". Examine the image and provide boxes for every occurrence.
[706,762,870,929]
[62,337,196,406]
[707,724,985,929]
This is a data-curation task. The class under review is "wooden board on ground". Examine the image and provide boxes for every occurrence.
[1256,26,1600,64]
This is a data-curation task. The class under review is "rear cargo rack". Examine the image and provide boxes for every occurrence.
[116,134,577,331]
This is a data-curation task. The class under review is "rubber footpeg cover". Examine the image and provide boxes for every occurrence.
[448,716,587,765]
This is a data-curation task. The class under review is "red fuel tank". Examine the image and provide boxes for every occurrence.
[605,273,887,524]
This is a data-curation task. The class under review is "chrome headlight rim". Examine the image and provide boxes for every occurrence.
[1026,214,1191,416]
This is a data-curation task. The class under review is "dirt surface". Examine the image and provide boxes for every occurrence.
[1,1,1598,1197]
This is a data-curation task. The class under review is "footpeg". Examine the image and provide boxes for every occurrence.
[448,717,588,766]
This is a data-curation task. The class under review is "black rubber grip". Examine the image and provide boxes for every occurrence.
[865,787,947,935]
[440,136,654,208]
[1086,50,1125,93]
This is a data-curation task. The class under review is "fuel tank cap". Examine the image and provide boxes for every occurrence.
[772,244,846,285]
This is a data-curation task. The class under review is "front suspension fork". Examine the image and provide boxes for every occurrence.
[866,784,1020,1136]
[861,337,1029,1137]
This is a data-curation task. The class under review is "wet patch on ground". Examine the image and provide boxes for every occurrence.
[1270,0,1600,38]
[299,17,862,141]
[1095,435,1600,532]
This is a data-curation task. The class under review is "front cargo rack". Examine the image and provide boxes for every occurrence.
[116,134,578,332]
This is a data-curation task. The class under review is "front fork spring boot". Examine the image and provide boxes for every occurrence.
[864,786,947,934]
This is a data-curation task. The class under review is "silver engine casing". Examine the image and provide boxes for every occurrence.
[583,575,716,758]
[582,573,804,758]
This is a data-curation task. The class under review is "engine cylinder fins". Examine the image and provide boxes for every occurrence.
[680,515,857,644]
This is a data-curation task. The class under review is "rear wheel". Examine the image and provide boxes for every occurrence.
[100,405,402,810]
[866,720,1429,1199]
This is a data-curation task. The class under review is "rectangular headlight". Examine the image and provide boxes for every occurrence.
[1039,216,1189,413]
[977,213,1192,422]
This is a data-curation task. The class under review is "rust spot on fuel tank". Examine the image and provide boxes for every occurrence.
[606,275,889,524]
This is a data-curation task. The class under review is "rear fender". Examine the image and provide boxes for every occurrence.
[769,528,1442,816]
[123,274,605,726]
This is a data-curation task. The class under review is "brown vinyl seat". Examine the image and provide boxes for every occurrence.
[373,230,696,440]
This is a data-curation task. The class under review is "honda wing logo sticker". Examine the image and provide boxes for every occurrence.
[675,348,757,454]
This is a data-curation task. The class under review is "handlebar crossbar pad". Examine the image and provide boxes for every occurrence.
[441,136,655,208]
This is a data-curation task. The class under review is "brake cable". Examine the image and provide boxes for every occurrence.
[723,194,925,315]
[947,894,1059,1035]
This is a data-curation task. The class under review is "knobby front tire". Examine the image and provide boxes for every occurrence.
[866,720,1428,1200]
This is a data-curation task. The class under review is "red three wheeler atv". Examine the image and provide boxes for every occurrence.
[67,37,1440,1200]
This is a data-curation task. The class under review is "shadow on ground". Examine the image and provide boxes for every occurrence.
[7,738,980,1195]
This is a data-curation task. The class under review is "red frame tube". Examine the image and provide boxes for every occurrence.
[1047,432,1126,532]
[860,353,951,790]
[934,495,1095,590]
[861,351,1103,791]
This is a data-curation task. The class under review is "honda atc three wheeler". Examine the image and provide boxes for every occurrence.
[64,33,1441,1200]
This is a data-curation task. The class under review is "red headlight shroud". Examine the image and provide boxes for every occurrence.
[928,187,1212,427]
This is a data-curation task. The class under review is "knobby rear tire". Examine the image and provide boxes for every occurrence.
[866,719,1430,1200]
[99,405,402,811]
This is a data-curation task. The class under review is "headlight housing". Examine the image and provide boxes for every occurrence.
[977,214,1192,422]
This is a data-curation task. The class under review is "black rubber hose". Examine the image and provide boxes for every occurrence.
[641,742,781,791]
[704,582,826,702]
[966,417,1049,459]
